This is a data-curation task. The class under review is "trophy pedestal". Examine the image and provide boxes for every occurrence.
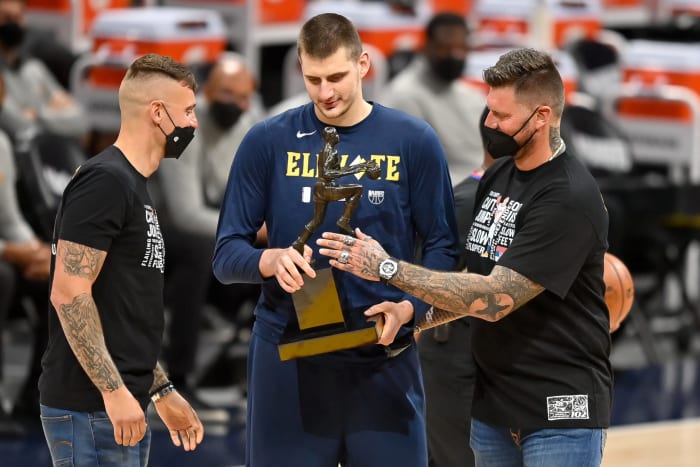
[278,268,382,361]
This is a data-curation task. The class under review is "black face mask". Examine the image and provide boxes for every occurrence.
[430,56,465,83]
[0,21,25,49]
[209,100,243,130]
[481,108,539,159]
[158,105,195,159]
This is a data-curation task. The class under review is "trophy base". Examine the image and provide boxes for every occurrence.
[278,321,381,361]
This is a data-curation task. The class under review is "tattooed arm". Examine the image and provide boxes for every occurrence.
[50,239,148,447]
[317,229,544,333]
[50,239,121,391]
[393,264,544,332]
[151,362,170,393]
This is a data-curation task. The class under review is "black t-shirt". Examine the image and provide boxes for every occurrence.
[39,146,165,412]
[466,151,612,429]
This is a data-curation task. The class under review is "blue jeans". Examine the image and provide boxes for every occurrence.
[470,418,606,467]
[40,404,151,467]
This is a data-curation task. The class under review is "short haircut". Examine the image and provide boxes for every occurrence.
[482,48,565,117]
[124,53,196,92]
[426,12,468,42]
[297,13,363,61]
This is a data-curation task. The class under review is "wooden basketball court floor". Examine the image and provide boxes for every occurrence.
[603,418,700,466]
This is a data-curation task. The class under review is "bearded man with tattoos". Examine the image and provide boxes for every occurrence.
[319,48,612,467]
[38,54,204,466]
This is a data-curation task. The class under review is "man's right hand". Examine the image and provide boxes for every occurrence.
[260,246,316,293]
[102,386,147,446]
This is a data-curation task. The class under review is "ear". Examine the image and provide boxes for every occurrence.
[536,106,552,128]
[358,50,371,79]
[150,100,162,125]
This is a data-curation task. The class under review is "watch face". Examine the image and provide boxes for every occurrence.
[380,259,398,278]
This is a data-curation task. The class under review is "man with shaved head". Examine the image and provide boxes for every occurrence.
[156,52,264,414]
[39,53,204,466]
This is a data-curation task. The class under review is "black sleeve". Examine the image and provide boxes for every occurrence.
[58,169,129,252]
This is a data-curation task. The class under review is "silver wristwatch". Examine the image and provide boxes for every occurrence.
[378,257,399,283]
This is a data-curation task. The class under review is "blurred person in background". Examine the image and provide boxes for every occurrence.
[157,51,265,419]
[0,69,50,429]
[0,0,88,143]
[382,12,485,185]
[0,125,50,434]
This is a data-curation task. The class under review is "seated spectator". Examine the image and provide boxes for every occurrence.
[157,52,265,418]
[0,0,88,143]
[0,126,51,430]
[382,12,485,185]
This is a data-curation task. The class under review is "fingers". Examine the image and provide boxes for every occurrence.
[172,424,203,451]
[125,426,137,447]
[364,302,408,345]
[302,244,315,267]
[275,248,316,293]
[113,421,147,446]
[170,405,204,451]
[323,248,359,274]
[136,419,147,445]
[354,227,372,242]
[169,428,181,447]
[317,240,361,269]
[376,318,401,345]
[187,410,204,448]
[180,429,193,451]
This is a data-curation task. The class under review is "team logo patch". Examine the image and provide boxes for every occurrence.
[367,189,384,205]
[547,395,590,420]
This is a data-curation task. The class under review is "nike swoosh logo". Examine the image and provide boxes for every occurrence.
[296,130,317,138]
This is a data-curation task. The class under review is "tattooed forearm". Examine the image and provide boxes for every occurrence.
[151,363,170,392]
[57,293,123,392]
[392,263,544,330]
[60,240,105,279]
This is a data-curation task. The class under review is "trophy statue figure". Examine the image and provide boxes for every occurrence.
[292,126,379,254]
[280,126,381,361]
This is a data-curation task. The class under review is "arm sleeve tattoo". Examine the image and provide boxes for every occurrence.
[54,240,124,392]
[391,263,545,332]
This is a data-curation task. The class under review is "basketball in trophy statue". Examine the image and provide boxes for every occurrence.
[278,126,381,361]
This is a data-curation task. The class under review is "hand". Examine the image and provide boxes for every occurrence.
[102,386,147,447]
[3,240,44,270]
[21,107,38,121]
[316,228,387,281]
[154,390,204,451]
[365,300,414,345]
[260,245,316,293]
[48,91,74,110]
[22,243,51,281]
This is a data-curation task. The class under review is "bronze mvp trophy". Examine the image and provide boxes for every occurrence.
[278,126,381,361]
